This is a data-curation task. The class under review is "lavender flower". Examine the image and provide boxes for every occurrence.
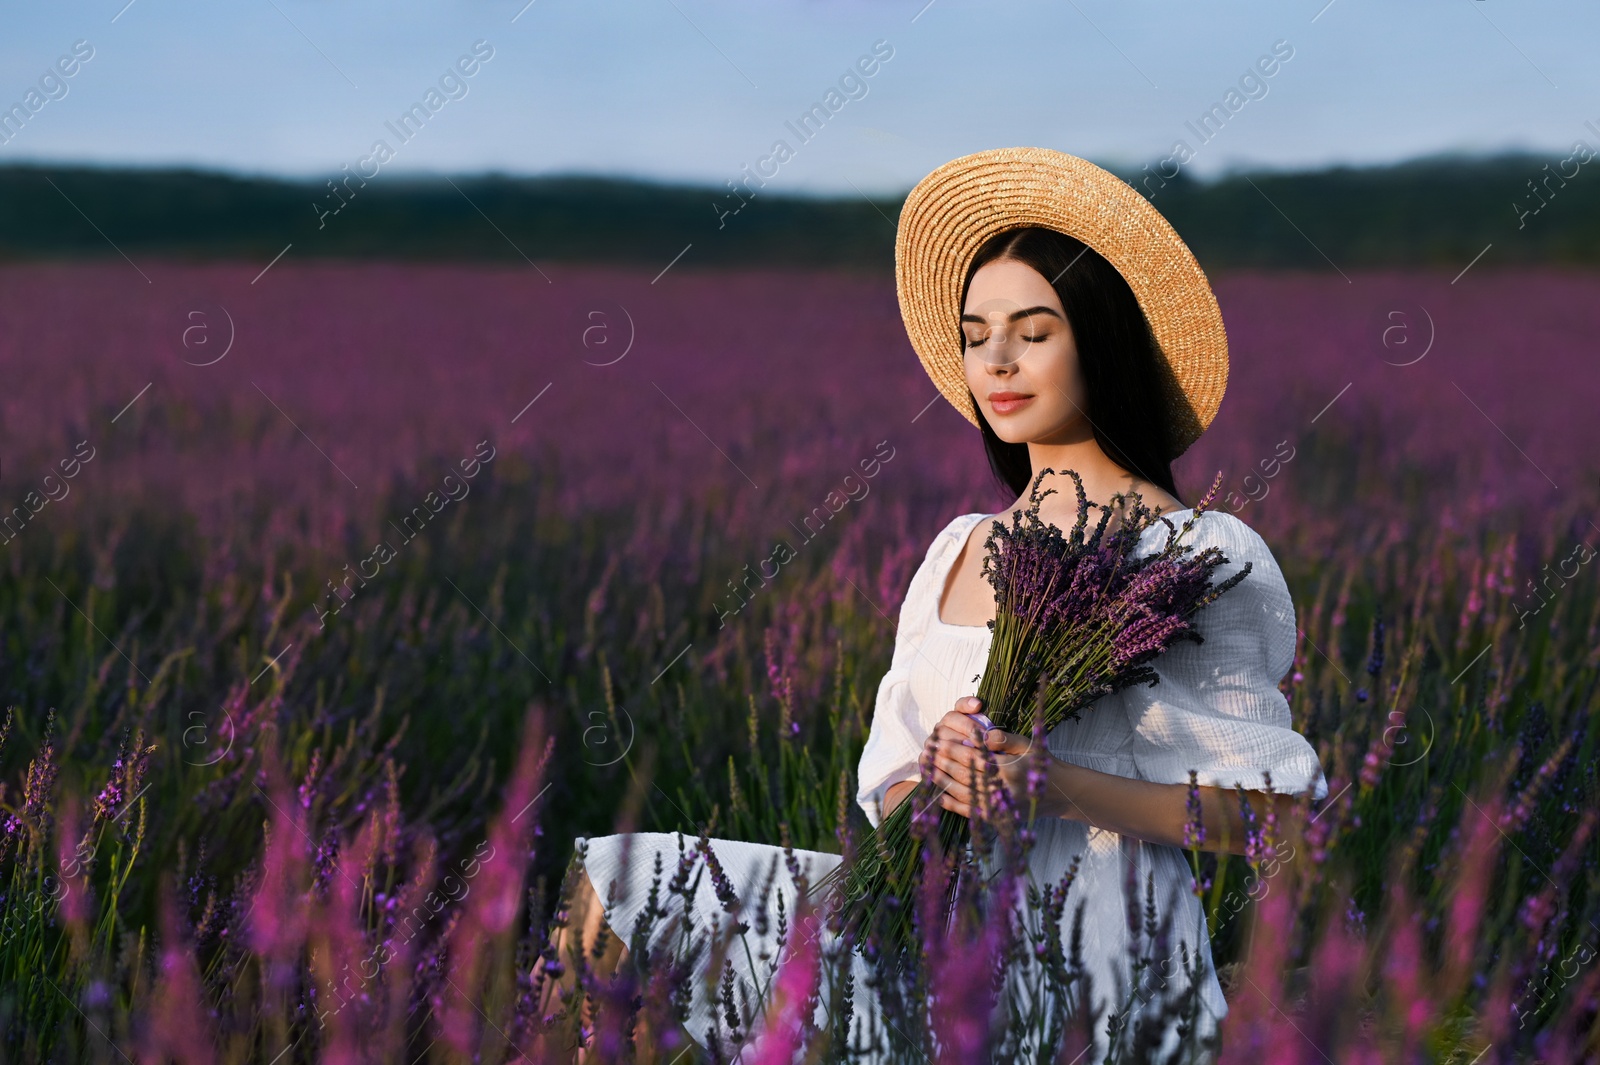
[1236,783,1265,864]
[298,748,323,811]
[1367,613,1386,676]
[1183,770,1205,850]
[22,709,59,821]
[699,836,742,921]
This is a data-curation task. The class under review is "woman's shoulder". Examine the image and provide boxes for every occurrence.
[1156,510,1296,642]
[1143,510,1295,624]
[1144,507,1285,573]
[925,511,990,559]
[1142,509,1299,685]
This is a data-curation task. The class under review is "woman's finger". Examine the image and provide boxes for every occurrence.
[934,713,981,746]
[937,791,971,819]
[938,734,1000,770]
[929,767,972,805]
[936,727,989,755]
[932,747,990,786]
[954,696,995,734]
[932,762,992,806]
[984,727,1034,762]
[933,760,1002,806]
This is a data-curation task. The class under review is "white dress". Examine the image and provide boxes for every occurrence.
[575,507,1328,1063]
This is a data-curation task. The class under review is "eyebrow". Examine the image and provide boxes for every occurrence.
[960,306,1063,325]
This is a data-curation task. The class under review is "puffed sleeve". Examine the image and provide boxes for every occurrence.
[1118,511,1328,802]
[854,514,977,829]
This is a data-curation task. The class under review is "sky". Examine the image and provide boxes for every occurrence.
[2,0,1597,196]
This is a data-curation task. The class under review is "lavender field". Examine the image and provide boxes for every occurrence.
[0,259,1597,1063]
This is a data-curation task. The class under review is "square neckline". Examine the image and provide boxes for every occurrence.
[933,506,1198,630]
[933,514,995,631]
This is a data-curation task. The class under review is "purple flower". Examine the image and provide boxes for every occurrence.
[1183,770,1205,850]
[698,835,740,916]
[1237,783,1266,864]
[22,709,59,820]
[298,748,323,810]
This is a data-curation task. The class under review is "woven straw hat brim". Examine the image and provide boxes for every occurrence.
[894,146,1228,460]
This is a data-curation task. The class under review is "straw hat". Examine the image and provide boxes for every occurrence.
[895,146,1228,460]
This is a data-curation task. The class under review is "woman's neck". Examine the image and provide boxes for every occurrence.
[1017,444,1184,518]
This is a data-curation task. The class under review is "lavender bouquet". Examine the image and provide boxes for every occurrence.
[815,467,1252,963]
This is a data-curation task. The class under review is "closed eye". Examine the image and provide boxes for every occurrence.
[965,334,1048,348]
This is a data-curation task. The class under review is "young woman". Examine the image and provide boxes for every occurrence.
[540,149,1329,1064]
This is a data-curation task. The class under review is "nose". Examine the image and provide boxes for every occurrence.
[977,314,1024,368]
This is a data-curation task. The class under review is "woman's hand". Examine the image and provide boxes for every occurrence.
[922,696,1058,820]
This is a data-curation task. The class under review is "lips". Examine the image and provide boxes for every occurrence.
[988,391,1036,414]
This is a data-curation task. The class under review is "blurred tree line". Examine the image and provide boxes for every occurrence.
[1,149,1595,271]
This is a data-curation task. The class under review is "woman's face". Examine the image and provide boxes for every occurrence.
[960,257,1086,444]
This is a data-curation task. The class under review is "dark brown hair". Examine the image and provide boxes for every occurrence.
[959,226,1183,504]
